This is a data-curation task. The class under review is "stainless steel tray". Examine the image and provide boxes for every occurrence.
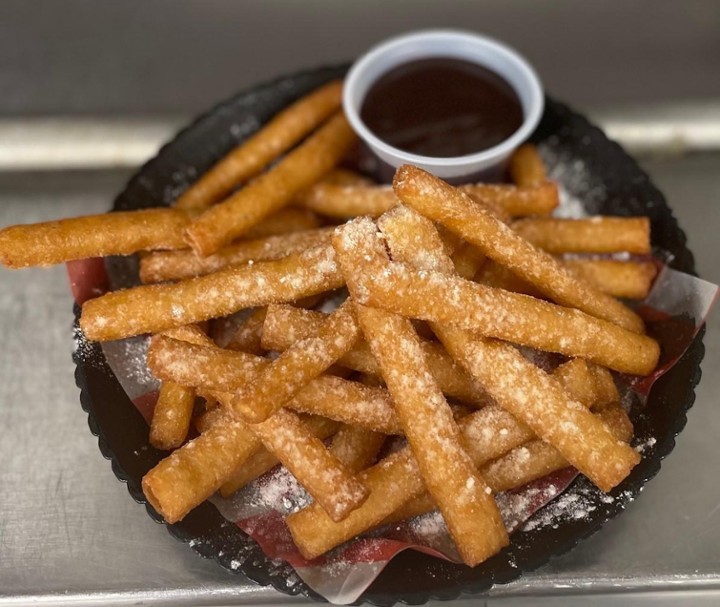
[0,140,718,605]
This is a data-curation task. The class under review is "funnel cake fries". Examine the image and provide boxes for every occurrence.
[0,208,194,268]
[148,325,215,451]
[513,217,651,255]
[261,304,491,406]
[376,207,639,492]
[389,405,633,524]
[147,336,402,434]
[296,181,559,219]
[80,244,343,341]
[287,357,627,560]
[175,80,343,211]
[241,407,368,522]
[509,144,547,186]
[227,300,360,423]
[140,227,334,283]
[355,257,658,374]
[219,416,341,497]
[333,220,509,567]
[479,258,658,300]
[563,259,657,300]
[0,69,673,575]
[184,112,356,256]
[393,165,644,333]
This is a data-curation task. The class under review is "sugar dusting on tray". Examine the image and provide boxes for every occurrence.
[539,141,608,219]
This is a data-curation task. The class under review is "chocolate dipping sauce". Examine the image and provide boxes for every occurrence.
[360,58,524,158]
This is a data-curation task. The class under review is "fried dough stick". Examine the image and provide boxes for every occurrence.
[0,208,194,269]
[185,112,356,256]
[377,206,639,492]
[147,336,401,434]
[563,259,657,300]
[218,416,341,497]
[223,308,268,355]
[332,220,508,567]
[261,304,491,407]
[328,425,386,472]
[80,244,343,341]
[296,181,558,218]
[175,80,343,210]
[513,217,651,255]
[227,301,360,423]
[140,228,334,283]
[354,256,659,375]
[234,405,368,521]
[243,207,322,238]
[146,332,370,521]
[509,144,547,186]
[143,414,262,523]
[224,294,323,355]
[149,325,214,450]
[286,357,619,560]
[393,165,644,333]
[390,405,632,522]
[479,258,658,300]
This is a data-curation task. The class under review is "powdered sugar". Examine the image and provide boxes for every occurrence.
[520,480,618,533]
[539,143,608,219]
[101,336,159,399]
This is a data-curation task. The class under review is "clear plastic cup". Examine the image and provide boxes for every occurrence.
[343,30,544,182]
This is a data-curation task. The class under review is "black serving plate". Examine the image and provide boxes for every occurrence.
[73,65,705,605]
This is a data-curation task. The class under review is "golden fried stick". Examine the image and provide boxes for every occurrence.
[351,253,658,376]
[143,416,262,523]
[333,220,508,567]
[552,358,619,412]
[287,357,614,560]
[184,112,356,256]
[482,406,633,492]
[175,81,343,210]
[261,304,491,407]
[139,228,334,283]
[149,325,215,450]
[449,242,487,280]
[149,381,197,451]
[80,244,343,341]
[509,144,547,186]
[329,425,385,472]
[224,308,268,354]
[0,208,193,269]
[377,206,640,492]
[296,181,558,219]
[243,207,322,238]
[147,336,401,434]
[513,217,651,255]
[563,259,657,300]
[478,257,658,301]
[219,416,340,497]
[393,165,644,333]
[228,301,360,423]
[315,168,374,187]
[224,294,323,354]
[393,406,633,522]
[230,405,368,522]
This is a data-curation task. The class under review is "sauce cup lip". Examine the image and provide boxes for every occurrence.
[343,29,544,171]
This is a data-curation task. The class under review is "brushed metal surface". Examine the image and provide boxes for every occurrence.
[0,154,718,605]
[0,0,719,116]
[1,102,719,172]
